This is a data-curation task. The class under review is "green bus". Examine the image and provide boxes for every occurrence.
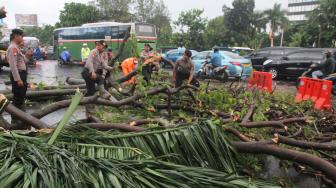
[53,22,157,61]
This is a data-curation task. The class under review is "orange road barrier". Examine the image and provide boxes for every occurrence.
[248,71,273,93]
[295,77,332,111]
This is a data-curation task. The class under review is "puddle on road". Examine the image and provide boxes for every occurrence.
[1,60,86,126]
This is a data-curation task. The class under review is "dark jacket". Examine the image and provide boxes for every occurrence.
[318,56,335,75]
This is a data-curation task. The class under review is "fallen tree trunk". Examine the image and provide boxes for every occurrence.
[31,96,98,119]
[5,89,85,100]
[0,85,86,95]
[66,77,85,85]
[224,127,251,142]
[276,134,336,151]
[81,123,146,132]
[240,117,306,129]
[87,116,102,123]
[0,115,11,129]
[31,85,198,119]
[231,141,336,183]
[5,103,48,129]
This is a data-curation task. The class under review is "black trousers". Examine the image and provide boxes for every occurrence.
[175,72,199,88]
[81,68,104,96]
[142,64,154,83]
[10,71,28,121]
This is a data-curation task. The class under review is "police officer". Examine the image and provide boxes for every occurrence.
[6,29,33,124]
[172,49,198,88]
[140,44,159,83]
[81,40,114,98]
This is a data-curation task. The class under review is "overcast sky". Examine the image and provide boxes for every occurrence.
[2,0,288,28]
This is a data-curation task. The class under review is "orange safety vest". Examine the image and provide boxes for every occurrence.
[121,57,138,84]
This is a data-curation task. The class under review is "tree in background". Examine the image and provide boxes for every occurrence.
[23,25,55,46]
[223,0,255,46]
[308,0,336,47]
[96,0,133,22]
[204,16,228,49]
[134,0,172,46]
[173,9,207,51]
[134,0,155,22]
[263,3,288,47]
[57,3,99,27]
[248,11,268,49]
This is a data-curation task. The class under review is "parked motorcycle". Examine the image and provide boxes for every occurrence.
[296,63,336,95]
[196,57,228,82]
[33,47,46,61]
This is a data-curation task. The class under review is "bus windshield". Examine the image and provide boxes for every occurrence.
[135,24,156,37]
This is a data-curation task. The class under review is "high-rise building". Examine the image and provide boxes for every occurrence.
[287,0,319,21]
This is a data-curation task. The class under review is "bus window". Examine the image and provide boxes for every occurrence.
[111,26,119,39]
[118,25,130,39]
[135,24,156,37]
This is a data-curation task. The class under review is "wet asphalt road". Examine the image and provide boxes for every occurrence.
[0,60,85,126]
[0,60,83,90]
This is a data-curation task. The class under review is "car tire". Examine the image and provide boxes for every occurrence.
[268,68,279,80]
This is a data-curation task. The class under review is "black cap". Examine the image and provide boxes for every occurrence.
[95,40,108,48]
[10,29,24,41]
[184,49,192,58]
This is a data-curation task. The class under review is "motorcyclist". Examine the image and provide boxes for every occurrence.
[312,50,335,79]
[205,46,222,75]
[59,46,71,64]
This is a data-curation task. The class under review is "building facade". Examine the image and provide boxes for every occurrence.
[287,0,319,21]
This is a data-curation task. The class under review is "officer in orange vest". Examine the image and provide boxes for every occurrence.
[121,57,138,84]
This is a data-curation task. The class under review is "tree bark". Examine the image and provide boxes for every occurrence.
[31,96,98,119]
[225,127,251,142]
[5,89,85,100]
[65,77,85,85]
[81,123,145,132]
[5,103,48,129]
[231,141,336,183]
[276,134,336,151]
[31,85,198,119]
[240,117,306,129]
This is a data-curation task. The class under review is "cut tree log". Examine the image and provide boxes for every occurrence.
[240,117,306,129]
[275,134,336,151]
[231,141,336,183]
[224,127,251,142]
[31,96,98,119]
[5,89,85,100]
[5,103,48,129]
[66,77,85,85]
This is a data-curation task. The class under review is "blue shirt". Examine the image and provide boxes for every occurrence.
[60,51,71,61]
[210,52,222,66]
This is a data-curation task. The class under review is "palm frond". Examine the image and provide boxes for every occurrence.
[59,121,238,173]
[0,135,280,188]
